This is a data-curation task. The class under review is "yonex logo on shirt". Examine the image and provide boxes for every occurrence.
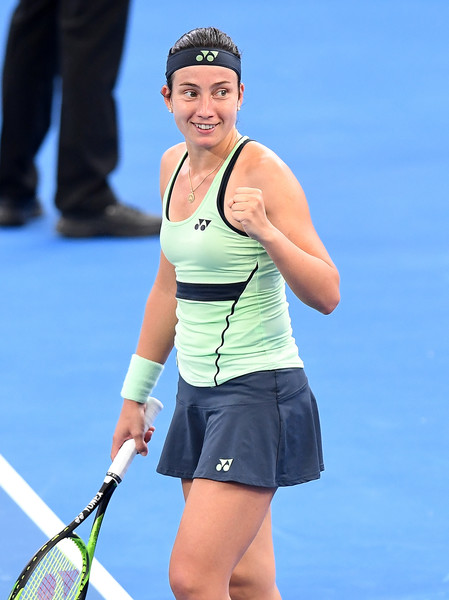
[196,50,219,63]
[194,219,211,231]
[216,458,233,472]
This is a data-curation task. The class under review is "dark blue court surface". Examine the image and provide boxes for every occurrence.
[1,1,448,599]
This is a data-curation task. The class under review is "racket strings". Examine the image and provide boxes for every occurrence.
[20,538,86,600]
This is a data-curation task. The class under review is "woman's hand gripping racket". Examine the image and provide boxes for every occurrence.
[8,397,163,600]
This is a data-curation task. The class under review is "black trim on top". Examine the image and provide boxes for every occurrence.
[217,138,253,236]
[165,153,188,220]
[213,262,259,385]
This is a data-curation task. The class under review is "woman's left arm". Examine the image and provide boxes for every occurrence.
[229,150,340,314]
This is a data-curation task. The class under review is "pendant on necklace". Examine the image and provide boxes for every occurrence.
[188,192,195,203]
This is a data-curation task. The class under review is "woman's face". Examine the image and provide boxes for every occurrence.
[162,65,244,150]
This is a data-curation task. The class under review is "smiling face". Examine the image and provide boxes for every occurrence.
[162,65,244,151]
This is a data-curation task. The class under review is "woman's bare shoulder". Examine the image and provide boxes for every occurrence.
[159,142,187,196]
[161,142,187,169]
[237,140,299,188]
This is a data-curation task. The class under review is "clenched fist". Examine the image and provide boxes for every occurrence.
[228,187,273,242]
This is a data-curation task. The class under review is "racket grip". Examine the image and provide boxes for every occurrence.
[107,397,163,481]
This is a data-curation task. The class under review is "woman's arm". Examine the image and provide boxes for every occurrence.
[135,250,178,363]
[229,145,340,314]
[111,251,177,458]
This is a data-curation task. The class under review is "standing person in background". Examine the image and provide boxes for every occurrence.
[112,27,340,599]
[0,0,161,237]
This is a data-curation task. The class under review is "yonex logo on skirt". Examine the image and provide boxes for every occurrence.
[216,459,233,472]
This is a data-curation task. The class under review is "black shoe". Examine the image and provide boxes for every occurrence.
[0,196,43,226]
[56,203,162,238]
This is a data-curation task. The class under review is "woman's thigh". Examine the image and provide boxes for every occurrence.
[169,479,276,597]
[229,508,281,599]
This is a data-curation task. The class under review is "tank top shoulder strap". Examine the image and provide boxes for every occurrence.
[217,137,253,233]
[219,136,252,191]
[163,151,188,220]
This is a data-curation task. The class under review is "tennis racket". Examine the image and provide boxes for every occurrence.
[8,396,163,600]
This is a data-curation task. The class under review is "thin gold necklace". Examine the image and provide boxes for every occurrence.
[187,133,239,203]
[187,159,224,203]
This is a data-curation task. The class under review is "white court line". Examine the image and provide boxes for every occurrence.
[0,454,134,600]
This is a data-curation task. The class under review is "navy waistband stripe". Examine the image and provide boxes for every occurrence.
[176,280,248,302]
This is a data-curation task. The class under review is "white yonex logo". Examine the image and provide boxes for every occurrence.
[216,458,233,472]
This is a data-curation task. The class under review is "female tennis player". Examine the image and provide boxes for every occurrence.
[111,27,340,600]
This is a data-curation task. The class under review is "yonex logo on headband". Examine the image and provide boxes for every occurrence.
[166,48,241,81]
[196,50,218,63]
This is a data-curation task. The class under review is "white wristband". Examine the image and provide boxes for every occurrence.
[121,354,164,403]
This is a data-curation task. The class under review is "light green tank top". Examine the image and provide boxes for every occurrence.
[160,136,303,387]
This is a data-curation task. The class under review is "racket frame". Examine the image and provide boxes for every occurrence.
[8,476,119,600]
[8,397,163,600]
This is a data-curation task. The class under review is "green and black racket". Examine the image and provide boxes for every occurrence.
[8,397,163,600]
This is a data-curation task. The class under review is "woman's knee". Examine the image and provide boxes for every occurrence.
[229,560,278,600]
[169,554,197,599]
[169,557,228,600]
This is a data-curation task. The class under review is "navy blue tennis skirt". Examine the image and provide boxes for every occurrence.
[156,368,324,487]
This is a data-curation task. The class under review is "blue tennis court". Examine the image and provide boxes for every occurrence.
[1,1,448,598]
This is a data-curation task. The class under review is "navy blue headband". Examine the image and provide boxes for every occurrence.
[165,48,241,81]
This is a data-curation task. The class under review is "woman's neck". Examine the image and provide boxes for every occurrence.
[186,129,240,172]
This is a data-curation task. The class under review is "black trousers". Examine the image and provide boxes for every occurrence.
[0,0,130,215]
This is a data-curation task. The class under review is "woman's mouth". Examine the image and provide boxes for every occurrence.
[194,123,216,131]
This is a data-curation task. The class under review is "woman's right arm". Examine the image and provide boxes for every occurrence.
[111,146,183,459]
[135,250,178,364]
[111,250,177,458]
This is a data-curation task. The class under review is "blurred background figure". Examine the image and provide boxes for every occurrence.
[0,0,161,237]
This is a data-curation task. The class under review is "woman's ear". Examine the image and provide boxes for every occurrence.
[238,83,245,109]
[161,85,173,112]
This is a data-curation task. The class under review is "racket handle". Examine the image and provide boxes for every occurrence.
[107,397,163,481]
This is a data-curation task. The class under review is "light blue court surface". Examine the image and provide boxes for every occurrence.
[1,1,448,599]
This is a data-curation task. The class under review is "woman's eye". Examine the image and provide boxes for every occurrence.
[184,90,197,98]
[216,89,228,97]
